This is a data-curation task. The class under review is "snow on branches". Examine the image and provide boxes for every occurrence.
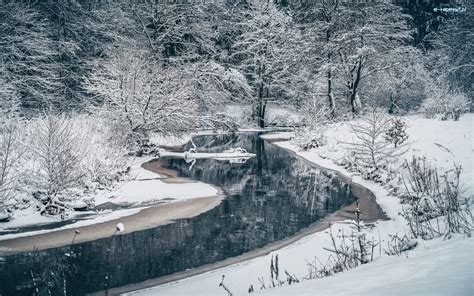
[342,108,408,181]
[86,49,199,145]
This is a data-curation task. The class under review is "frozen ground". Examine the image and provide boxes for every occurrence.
[131,114,474,296]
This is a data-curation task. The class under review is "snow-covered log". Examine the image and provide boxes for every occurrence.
[160,148,256,161]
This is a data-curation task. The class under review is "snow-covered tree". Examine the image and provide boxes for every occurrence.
[343,108,407,180]
[86,48,199,144]
[294,0,344,117]
[0,2,61,111]
[231,1,298,127]
[362,50,429,114]
[384,117,409,148]
[29,113,85,214]
[334,3,413,115]
[0,118,24,211]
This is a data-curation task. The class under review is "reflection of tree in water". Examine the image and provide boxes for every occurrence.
[0,133,354,295]
[5,246,80,295]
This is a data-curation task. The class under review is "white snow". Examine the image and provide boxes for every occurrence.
[256,236,474,296]
[96,179,217,207]
[150,133,192,147]
[131,114,474,296]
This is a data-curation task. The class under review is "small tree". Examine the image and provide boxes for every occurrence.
[30,113,85,215]
[343,108,407,180]
[384,117,408,148]
[420,81,470,121]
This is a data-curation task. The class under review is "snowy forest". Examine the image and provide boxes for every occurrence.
[0,0,472,295]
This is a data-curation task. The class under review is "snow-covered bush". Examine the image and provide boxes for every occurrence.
[342,108,406,181]
[400,156,473,239]
[293,102,331,151]
[420,86,470,121]
[75,116,130,190]
[293,129,327,151]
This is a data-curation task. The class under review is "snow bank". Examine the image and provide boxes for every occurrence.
[97,179,218,207]
[95,156,218,206]
[257,236,473,296]
[150,133,192,147]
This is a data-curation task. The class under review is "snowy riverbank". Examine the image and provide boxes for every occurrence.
[0,156,219,246]
[130,114,473,296]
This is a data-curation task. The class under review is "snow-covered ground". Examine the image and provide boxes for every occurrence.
[94,156,218,206]
[0,156,218,238]
[131,114,474,296]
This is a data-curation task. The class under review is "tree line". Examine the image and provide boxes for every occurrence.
[0,0,471,133]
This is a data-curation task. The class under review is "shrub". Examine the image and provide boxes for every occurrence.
[420,87,469,121]
[400,156,473,239]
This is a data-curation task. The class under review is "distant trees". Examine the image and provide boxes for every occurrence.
[429,3,473,103]
[335,3,413,115]
[130,1,218,62]
[294,1,415,116]
[0,2,61,111]
[0,0,470,126]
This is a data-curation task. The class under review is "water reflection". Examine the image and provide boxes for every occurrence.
[0,133,354,295]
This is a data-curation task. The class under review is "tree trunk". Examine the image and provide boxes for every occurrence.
[327,69,336,117]
[257,83,266,128]
[388,94,396,114]
[350,58,363,115]
[326,28,336,118]
[258,99,266,128]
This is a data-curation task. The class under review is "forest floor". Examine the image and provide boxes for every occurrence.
[130,113,474,296]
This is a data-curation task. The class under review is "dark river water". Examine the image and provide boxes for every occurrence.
[0,133,354,295]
